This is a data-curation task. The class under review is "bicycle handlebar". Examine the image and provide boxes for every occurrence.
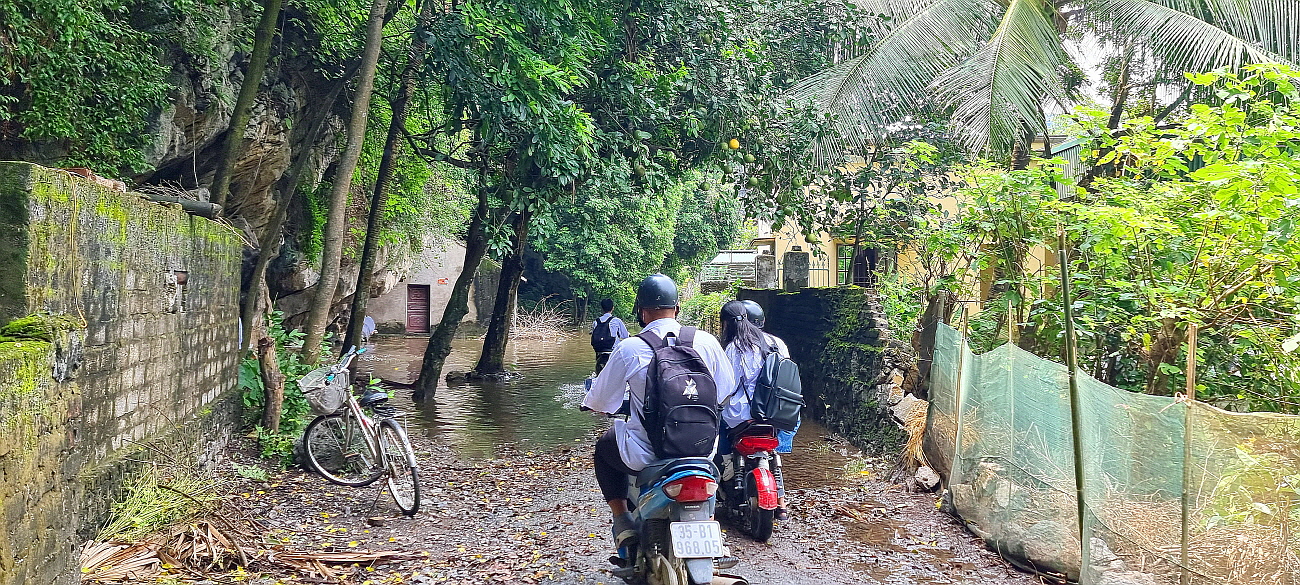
[329,345,368,376]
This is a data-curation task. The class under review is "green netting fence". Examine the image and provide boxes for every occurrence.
[923,323,1300,584]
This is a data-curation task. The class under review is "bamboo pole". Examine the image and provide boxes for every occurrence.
[951,308,972,485]
[1058,231,1090,580]
[1180,322,1199,585]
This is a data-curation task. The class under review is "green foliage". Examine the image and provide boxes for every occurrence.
[237,311,326,463]
[532,167,740,304]
[0,0,171,174]
[98,465,221,541]
[351,97,474,260]
[0,0,256,175]
[678,286,732,338]
[924,65,1300,410]
[231,461,270,482]
[875,272,924,340]
[1202,441,1300,530]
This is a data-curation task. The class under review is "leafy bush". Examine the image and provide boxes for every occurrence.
[678,283,731,338]
[238,312,325,463]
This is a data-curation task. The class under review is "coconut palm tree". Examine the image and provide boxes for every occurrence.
[787,0,1300,160]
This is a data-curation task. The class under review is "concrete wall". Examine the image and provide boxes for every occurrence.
[367,240,477,333]
[741,286,909,453]
[0,162,242,585]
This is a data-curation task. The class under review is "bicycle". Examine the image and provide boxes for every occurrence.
[299,347,421,516]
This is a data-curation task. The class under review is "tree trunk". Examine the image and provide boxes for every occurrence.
[1145,318,1184,395]
[342,2,432,351]
[211,0,284,211]
[302,0,390,364]
[475,209,532,374]
[239,68,356,353]
[258,335,286,432]
[412,184,492,399]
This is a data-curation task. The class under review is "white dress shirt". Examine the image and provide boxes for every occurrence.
[582,317,736,471]
[590,313,630,343]
[721,333,790,428]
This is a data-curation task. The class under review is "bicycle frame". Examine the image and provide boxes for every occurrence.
[324,348,386,470]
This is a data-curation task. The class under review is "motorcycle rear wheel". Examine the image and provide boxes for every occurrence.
[745,474,775,543]
[648,553,688,585]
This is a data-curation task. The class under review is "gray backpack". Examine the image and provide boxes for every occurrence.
[751,343,804,431]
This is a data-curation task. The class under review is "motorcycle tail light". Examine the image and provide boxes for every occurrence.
[662,476,718,502]
[734,435,779,456]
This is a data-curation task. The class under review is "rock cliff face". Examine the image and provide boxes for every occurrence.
[123,5,402,332]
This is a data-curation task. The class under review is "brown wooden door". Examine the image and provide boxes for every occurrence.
[407,285,431,333]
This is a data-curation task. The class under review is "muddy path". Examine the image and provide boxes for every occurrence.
[210,335,1041,584]
[221,411,1037,584]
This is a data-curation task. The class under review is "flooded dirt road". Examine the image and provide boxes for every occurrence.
[218,334,1039,585]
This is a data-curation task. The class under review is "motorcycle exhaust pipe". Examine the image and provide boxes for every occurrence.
[712,575,748,585]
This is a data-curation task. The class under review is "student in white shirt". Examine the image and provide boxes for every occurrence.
[589,298,629,374]
[581,274,735,547]
[720,299,796,520]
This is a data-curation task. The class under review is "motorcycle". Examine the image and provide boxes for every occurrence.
[610,457,746,585]
[717,422,782,543]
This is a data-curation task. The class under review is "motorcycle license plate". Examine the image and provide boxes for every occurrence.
[669,521,724,558]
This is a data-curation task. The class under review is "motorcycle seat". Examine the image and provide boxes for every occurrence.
[637,457,718,487]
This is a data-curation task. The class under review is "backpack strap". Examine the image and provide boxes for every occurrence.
[637,330,665,349]
[677,326,697,347]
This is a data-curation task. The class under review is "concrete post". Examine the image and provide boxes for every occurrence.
[782,249,809,291]
[755,254,778,289]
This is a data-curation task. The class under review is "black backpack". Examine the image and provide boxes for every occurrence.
[751,340,804,431]
[591,315,616,352]
[639,327,719,459]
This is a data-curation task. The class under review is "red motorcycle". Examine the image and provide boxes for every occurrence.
[717,422,781,542]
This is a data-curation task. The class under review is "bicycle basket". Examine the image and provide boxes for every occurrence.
[298,367,349,416]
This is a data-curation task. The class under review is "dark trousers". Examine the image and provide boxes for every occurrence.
[595,351,612,374]
[594,428,635,502]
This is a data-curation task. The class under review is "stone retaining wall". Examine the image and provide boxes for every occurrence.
[0,162,242,585]
[740,287,911,453]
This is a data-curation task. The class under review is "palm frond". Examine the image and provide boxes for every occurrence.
[784,0,995,166]
[1098,0,1296,71]
[931,0,1069,153]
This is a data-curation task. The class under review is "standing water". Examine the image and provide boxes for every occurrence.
[354,333,846,486]
[355,334,603,458]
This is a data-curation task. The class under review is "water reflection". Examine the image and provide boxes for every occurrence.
[355,334,604,458]
[354,333,853,493]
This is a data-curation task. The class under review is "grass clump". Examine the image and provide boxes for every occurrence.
[98,465,223,542]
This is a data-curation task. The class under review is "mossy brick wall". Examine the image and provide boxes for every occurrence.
[0,162,242,585]
[740,287,906,453]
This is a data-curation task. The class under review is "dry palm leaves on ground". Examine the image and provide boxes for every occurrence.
[82,512,421,582]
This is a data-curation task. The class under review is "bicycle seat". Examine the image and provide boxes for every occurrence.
[359,390,389,408]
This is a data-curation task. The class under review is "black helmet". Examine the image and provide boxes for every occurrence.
[635,274,679,310]
[742,299,765,327]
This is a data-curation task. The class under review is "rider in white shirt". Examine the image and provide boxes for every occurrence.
[582,274,735,547]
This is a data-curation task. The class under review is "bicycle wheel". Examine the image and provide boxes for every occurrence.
[304,413,384,487]
[378,418,421,515]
